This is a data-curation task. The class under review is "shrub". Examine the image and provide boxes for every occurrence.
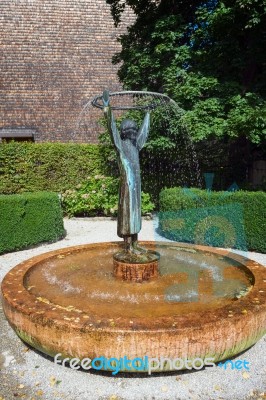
[62,175,155,217]
[0,142,107,194]
[0,192,65,254]
[0,142,156,217]
[159,187,266,253]
[0,141,158,208]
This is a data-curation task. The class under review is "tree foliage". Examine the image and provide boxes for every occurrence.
[106,0,266,144]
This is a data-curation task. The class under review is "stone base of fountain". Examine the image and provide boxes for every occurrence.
[113,250,160,282]
[1,242,265,373]
[113,259,159,282]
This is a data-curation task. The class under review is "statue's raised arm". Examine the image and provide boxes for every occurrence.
[103,90,122,152]
[136,111,150,150]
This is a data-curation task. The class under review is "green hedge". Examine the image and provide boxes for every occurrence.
[159,187,266,253]
[0,142,182,206]
[0,142,108,194]
[0,192,65,254]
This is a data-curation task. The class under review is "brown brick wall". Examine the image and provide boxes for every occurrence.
[0,0,134,143]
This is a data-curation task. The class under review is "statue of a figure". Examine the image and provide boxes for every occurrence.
[103,90,150,255]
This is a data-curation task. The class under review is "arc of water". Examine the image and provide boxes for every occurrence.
[91,90,178,110]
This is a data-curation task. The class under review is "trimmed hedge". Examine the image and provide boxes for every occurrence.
[0,192,65,254]
[159,187,266,253]
[0,142,108,194]
[0,142,179,205]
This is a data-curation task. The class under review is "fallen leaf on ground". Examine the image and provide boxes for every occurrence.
[50,376,57,387]
[242,371,250,379]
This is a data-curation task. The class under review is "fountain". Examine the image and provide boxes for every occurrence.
[1,91,265,373]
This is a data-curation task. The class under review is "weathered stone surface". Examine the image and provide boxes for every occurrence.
[1,242,265,372]
[113,259,159,282]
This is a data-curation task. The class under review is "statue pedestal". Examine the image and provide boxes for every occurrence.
[113,250,160,283]
[113,259,159,283]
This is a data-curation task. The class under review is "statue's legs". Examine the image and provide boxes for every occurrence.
[123,234,137,252]
[123,234,147,255]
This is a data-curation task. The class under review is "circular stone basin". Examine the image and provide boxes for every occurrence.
[1,241,266,373]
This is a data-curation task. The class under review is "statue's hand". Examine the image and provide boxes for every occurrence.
[146,104,157,112]
[103,90,110,113]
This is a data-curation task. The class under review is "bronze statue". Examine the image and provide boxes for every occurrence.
[103,90,150,256]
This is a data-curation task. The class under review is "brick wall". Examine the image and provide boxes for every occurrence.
[0,0,134,143]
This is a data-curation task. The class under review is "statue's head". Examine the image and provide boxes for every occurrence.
[120,119,138,140]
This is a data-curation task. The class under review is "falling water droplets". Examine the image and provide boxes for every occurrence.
[74,90,204,192]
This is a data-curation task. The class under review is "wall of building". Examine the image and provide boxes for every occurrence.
[0,0,133,143]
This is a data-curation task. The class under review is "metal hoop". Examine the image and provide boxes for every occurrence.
[91,91,172,111]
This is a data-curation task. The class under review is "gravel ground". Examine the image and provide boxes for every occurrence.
[0,217,265,400]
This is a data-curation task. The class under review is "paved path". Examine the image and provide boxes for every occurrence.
[0,218,265,400]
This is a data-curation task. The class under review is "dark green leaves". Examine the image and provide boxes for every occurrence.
[107,0,266,144]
